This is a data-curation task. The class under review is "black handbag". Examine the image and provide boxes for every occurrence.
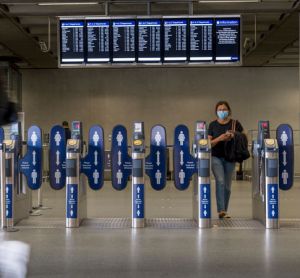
[225,120,250,163]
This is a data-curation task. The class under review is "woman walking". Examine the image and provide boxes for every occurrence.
[208,101,244,219]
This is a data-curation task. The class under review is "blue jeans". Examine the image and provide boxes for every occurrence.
[211,156,235,213]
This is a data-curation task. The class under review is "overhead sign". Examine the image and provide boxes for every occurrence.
[138,19,162,62]
[276,124,294,190]
[81,125,105,190]
[145,125,167,190]
[173,125,196,190]
[111,125,132,190]
[60,20,85,64]
[215,18,240,62]
[58,16,241,67]
[49,125,66,190]
[0,127,4,143]
[19,126,43,190]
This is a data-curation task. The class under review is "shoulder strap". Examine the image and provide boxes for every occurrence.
[231,119,236,132]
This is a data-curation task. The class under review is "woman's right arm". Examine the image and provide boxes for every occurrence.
[208,133,230,147]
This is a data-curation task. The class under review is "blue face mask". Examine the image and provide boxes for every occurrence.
[217,111,229,120]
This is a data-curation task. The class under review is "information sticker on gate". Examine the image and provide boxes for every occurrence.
[81,125,105,190]
[173,125,197,190]
[19,125,43,190]
[276,124,294,190]
[145,125,167,191]
[49,125,66,190]
[111,125,132,190]
[0,127,4,143]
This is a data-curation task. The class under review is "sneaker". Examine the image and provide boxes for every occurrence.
[218,211,226,219]
[224,213,231,219]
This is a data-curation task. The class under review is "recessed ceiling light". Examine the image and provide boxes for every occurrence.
[199,0,259,2]
[37,2,99,6]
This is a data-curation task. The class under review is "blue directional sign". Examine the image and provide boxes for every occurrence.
[276,124,294,191]
[5,184,13,218]
[146,125,167,191]
[200,184,211,218]
[66,184,78,218]
[49,125,66,190]
[81,125,105,190]
[133,184,144,218]
[173,125,196,190]
[267,184,278,219]
[19,126,43,190]
[0,127,4,143]
[111,125,132,190]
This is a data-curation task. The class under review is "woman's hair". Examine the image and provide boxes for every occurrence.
[215,101,232,116]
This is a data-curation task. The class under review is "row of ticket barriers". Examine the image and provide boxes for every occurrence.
[0,120,294,230]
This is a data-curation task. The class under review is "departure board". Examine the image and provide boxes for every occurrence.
[215,18,240,62]
[58,16,241,67]
[163,19,187,62]
[86,20,110,63]
[112,20,136,62]
[189,19,213,61]
[60,20,85,64]
[138,19,161,62]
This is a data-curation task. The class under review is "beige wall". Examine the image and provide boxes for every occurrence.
[21,67,299,146]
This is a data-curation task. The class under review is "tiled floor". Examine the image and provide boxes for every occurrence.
[1,180,300,277]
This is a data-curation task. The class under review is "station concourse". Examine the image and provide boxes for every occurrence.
[0,1,300,277]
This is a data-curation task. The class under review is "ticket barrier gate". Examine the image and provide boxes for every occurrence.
[0,143,6,228]
[2,140,18,230]
[111,122,167,228]
[0,124,37,230]
[252,121,294,229]
[49,121,105,228]
[174,121,211,228]
[65,121,89,228]
[192,122,211,228]
[66,136,87,228]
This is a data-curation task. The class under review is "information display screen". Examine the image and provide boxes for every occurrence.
[112,19,136,62]
[60,20,85,64]
[58,16,241,66]
[86,20,110,63]
[189,19,213,61]
[215,18,240,62]
[163,19,187,62]
[138,19,161,62]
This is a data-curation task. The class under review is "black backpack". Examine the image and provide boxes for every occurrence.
[224,120,250,163]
